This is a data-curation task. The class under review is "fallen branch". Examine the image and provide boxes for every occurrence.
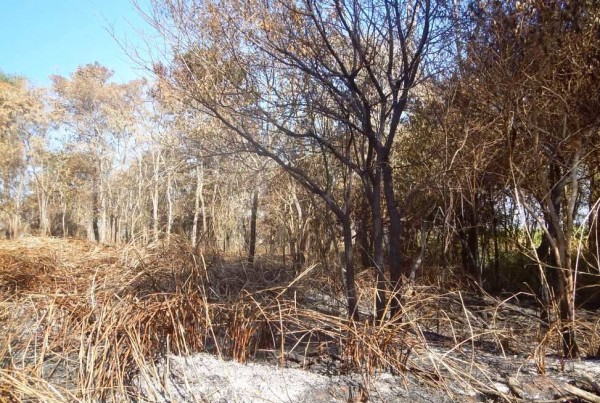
[562,383,600,403]
[505,376,525,399]
[581,374,600,395]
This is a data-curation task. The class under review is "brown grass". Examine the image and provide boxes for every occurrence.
[0,237,598,401]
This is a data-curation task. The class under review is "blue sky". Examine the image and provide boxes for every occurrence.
[1,0,153,87]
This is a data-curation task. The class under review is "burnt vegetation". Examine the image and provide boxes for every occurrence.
[1,0,600,401]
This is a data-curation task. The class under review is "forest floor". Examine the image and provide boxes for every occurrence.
[0,237,599,402]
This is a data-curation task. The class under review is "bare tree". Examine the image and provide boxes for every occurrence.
[454,0,600,357]
[140,0,449,320]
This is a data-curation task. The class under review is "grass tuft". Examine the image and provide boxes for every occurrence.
[1,237,598,401]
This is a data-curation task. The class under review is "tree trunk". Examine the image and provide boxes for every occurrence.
[357,196,372,269]
[560,149,580,358]
[37,187,50,236]
[492,201,500,282]
[10,171,26,239]
[458,195,481,287]
[540,158,580,358]
[589,169,599,260]
[383,162,405,318]
[191,163,203,247]
[409,220,427,282]
[210,179,218,248]
[62,200,67,237]
[200,173,207,236]
[100,180,108,243]
[367,167,387,323]
[92,174,100,243]
[166,170,173,241]
[292,186,305,271]
[248,189,259,268]
[536,225,556,332]
[152,160,160,243]
[342,215,359,321]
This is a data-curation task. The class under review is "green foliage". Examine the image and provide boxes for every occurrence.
[485,251,539,294]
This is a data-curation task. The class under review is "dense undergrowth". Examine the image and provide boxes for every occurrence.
[0,237,599,401]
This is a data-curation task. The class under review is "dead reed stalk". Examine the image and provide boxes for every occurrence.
[1,237,598,401]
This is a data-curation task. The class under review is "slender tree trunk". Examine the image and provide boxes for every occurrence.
[200,173,207,235]
[62,200,67,237]
[292,186,305,271]
[37,186,50,236]
[110,215,115,243]
[588,169,599,260]
[467,222,481,285]
[342,215,359,321]
[114,215,119,243]
[92,172,100,243]
[166,170,173,241]
[192,163,204,247]
[152,158,160,243]
[210,179,218,248]
[547,219,579,357]
[559,149,580,358]
[452,0,463,63]
[383,162,404,318]
[537,211,558,332]
[458,196,481,286]
[99,161,108,243]
[11,171,26,238]
[539,157,580,358]
[368,167,387,322]
[557,262,578,358]
[409,221,427,282]
[248,189,259,267]
[492,201,500,280]
[357,196,372,269]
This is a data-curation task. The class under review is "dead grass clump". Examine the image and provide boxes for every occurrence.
[0,242,61,295]
[0,237,341,400]
[216,295,279,363]
[1,237,599,401]
[0,236,214,400]
[343,319,413,375]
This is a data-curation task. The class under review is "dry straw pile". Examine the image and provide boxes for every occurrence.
[0,237,598,401]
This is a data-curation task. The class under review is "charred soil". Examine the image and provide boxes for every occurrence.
[1,237,599,402]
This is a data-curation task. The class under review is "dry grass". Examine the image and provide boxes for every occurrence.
[0,237,598,402]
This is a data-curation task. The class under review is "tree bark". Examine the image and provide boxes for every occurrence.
[356,196,372,269]
[37,185,50,236]
[538,157,580,358]
[152,153,160,243]
[458,194,481,287]
[61,199,67,237]
[166,170,173,241]
[366,166,387,323]
[588,169,599,261]
[192,163,203,247]
[342,215,360,321]
[383,162,405,318]
[92,173,100,243]
[248,189,259,268]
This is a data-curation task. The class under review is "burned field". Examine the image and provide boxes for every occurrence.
[1,237,599,402]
